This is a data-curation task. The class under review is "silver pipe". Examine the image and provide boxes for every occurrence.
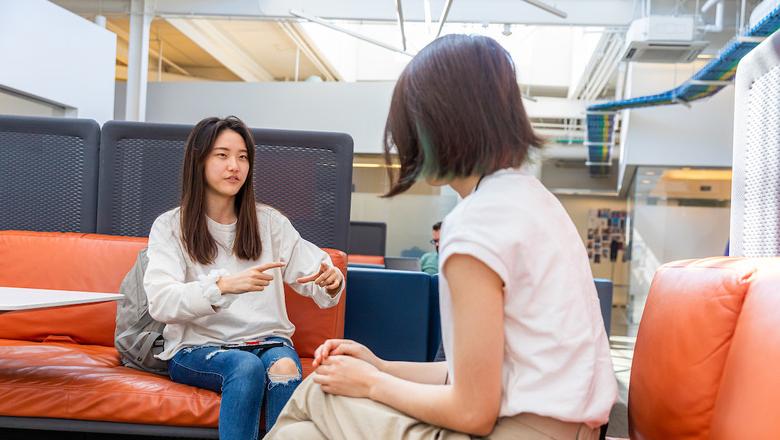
[435,0,454,38]
[157,39,163,82]
[289,10,415,57]
[521,0,568,19]
[701,0,722,13]
[294,47,300,81]
[589,36,624,102]
[394,0,407,51]
[739,0,746,34]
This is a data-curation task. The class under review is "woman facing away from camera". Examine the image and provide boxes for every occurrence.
[266,35,617,440]
[143,116,344,440]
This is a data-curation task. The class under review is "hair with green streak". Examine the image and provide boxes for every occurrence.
[416,121,440,180]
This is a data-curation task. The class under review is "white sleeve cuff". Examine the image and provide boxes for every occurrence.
[198,269,237,309]
[317,279,344,308]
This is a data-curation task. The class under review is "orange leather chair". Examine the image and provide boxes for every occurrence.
[0,230,346,434]
[627,257,780,439]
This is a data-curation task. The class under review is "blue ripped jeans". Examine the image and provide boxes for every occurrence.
[168,336,302,439]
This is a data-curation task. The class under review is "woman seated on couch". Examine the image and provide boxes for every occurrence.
[266,34,617,440]
[143,116,344,440]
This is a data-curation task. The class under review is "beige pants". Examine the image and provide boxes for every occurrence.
[265,374,599,440]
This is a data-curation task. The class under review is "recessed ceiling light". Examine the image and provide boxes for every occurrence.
[641,179,652,184]
[644,171,656,176]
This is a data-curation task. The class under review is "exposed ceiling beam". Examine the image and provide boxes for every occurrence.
[521,0,568,19]
[106,20,191,76]
[53,0,638,27]
[289,10,415,57]
[166,18,275,81]
[277,21,342,81]
[116,64,203,82]
[568,31,610,99]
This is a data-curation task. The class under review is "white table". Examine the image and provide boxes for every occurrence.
[0,286,123,312]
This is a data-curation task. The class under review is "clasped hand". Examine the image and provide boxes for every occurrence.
[311,339,385,398]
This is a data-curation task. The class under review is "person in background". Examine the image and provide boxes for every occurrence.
[420,221,442,275]
[266,34,616,440]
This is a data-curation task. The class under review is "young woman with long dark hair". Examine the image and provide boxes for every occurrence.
[144,116,344,440]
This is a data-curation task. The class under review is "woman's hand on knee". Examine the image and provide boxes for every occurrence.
[312,355,382,399]
[313,339,384,371]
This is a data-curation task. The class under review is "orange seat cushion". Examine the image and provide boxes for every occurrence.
[710,259,780,439]
[0,339,319,427]
[0,230,344,426]
[0,232,147,346]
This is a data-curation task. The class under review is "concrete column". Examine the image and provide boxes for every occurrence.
[125,0,153,121]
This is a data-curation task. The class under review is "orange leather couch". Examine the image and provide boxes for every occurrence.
[627,257,780,440]
[0,230,346,434]
[347,254,385,266]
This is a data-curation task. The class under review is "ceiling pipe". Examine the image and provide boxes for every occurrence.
[394,0,407,51]
[290,10,415,57]
[586,35,624,101]
[521,0,568,19]
[569,31,611,99]
[701,0,723,13]
[739,0,747,34]
[701,0,724,33]
[423,0,433,34]
[582,34,623,100]
[435,0,454,38]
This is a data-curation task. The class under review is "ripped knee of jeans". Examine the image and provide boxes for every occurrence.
[205,349,227,360]
[268,357,301,386]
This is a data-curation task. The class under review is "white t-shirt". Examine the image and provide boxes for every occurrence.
[438,169,617,427]
[144,204,343,360]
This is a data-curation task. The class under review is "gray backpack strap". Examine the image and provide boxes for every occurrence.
[115,247,168,375]
[115,312,154,345]
[137,331,162,363]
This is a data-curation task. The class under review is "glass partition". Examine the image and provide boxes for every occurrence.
[627,166,732,329]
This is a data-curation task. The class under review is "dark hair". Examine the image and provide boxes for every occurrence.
[383,34,543,196]
[180,116,261,265]
[433,221,442,231]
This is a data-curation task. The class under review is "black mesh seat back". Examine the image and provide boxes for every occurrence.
[251,130,353,251]
[97,121,353,250]
[0,115,100,233]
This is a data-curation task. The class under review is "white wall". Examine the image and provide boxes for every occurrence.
[122,81,588,153]
[133,81,394,153]
[619,62,735,170]
[0,0,116,123]
[0,87,65,117]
